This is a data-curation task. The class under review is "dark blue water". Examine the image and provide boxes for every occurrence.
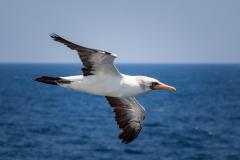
[0,64,240,160]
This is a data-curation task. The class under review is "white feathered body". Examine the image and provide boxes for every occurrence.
[60,74,150,98]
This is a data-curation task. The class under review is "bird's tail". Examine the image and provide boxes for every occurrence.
[34,76,71,85]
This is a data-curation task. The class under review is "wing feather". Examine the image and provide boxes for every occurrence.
[50,33,120,76]
[106,96,145,144]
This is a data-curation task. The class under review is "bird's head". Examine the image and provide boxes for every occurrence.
[138,76,176,92]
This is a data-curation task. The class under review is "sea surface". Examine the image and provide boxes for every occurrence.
[0,64,240,160]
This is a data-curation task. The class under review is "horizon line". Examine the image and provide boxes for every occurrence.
[0,62,239,65]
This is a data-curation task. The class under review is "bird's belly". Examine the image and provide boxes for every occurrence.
[78,83,139,98]
[62,75,142,98]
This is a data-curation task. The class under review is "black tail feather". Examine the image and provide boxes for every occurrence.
[34,76,71,85]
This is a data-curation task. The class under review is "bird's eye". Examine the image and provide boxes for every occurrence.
[150,82,158,90]
[150,82,158,89]
[151,82,158,87]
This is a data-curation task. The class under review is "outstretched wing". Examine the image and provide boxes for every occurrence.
[106,96,145,144]
[50,33,120,76]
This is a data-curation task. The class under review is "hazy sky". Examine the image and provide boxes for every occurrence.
[0,0,239,63]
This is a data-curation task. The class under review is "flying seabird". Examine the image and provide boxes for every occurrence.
[35,33,176,144]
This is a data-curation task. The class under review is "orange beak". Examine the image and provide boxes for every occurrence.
[154,82,176,91]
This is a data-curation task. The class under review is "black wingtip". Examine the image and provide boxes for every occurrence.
[120,137,133,144]
[50,33,60,40]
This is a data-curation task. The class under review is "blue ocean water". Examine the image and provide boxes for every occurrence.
[0,64,240,160]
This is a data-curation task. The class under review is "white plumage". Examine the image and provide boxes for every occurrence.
[60,74,153,98]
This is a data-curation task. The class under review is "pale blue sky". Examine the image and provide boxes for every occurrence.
[0,0,239,63]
